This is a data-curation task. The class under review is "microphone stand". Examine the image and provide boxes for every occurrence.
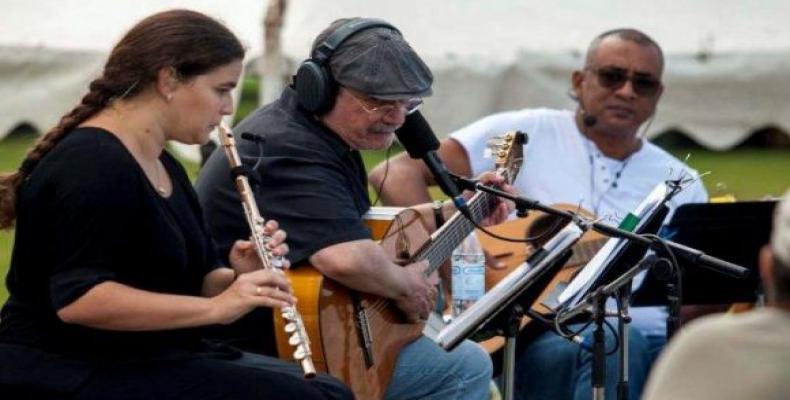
[616,278,632,400]
[593,254,661,400]
[556,254,663,400]
[502,303,524,400]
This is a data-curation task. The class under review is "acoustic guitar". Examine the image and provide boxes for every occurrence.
[273,132,526,399]
[476,204,607,353]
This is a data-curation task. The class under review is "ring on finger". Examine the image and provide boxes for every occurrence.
[256,286,262,296]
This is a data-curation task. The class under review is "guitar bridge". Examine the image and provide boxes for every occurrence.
[353,295,375,367]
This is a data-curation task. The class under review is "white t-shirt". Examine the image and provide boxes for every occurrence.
[642,308,790,400]
[451,108,709,335]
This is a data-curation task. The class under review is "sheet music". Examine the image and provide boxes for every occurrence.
[557,182,670,308]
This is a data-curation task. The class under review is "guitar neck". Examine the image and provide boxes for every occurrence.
[416,191,494,276]
[412,130,524,277]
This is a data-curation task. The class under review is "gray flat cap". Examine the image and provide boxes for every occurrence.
[328,26,433,100]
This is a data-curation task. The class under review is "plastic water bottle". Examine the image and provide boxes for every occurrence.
[451,232,486,317]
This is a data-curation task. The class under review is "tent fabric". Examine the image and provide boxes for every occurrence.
[421,50,790,150]
[0,46,104,138]
[1,0,789,152]
[280,0,790,149]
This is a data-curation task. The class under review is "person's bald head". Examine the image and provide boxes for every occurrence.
[585,28,664,75]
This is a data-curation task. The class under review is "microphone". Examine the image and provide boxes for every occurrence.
[394,111,469,213]
[241,132,266,143]
[569,89,596,127]
[579,101,597,127]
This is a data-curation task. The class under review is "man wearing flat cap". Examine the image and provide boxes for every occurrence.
[642,189,790,400]
[196,18,512,399]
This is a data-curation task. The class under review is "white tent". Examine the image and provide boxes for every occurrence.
[280,0,790,149]
[2,0,789,154]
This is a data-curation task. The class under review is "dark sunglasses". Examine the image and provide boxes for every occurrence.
[587,66,662,97]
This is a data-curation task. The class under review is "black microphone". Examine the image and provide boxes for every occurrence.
[394,111,469,213]
[241,132,266,143]
[579,101,597,127]
[569,89,596,127]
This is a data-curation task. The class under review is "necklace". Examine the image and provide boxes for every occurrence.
[153,159,167,196]
[585,139,633,215]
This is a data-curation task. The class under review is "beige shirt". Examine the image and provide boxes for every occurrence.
[643,308,790,400]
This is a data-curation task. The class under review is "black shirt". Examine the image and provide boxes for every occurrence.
[196,87,372,354]
[0,127,221,361]
[197,87,371,265]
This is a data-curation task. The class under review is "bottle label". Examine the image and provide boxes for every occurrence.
[451,233,486,317]
[452,264,485,300]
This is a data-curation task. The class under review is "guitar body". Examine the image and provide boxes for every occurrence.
[275,207,430,399]
[476,204,605,353]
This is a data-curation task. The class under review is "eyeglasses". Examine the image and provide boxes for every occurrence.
[345,89,423,116]
[586,66,662,97]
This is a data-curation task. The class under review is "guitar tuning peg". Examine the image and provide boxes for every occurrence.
[281,310,293,320]
[284,322,297,333]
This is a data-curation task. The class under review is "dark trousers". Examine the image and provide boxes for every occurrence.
[0,346,352,400]
[76,352,351,400]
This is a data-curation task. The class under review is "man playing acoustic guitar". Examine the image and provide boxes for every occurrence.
[197,17,514,400]
[370,28,707,400]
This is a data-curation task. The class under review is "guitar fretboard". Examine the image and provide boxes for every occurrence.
[415,191,494,276]
[412,131,523,277]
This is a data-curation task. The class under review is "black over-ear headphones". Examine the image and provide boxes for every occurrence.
[294,18,399,114]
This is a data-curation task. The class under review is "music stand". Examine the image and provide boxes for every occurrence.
[557,183,672,311]
[553,182,674,400]
[424,222,584,400]
[632,200,776,306]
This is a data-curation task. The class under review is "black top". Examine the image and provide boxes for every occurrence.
[196,87,372,354]
[0,127,222,362]
[197,87,371,265]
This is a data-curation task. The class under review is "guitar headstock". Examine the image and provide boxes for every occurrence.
[485,131,527,184]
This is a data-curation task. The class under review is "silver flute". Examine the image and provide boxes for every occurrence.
[217,125,316,378]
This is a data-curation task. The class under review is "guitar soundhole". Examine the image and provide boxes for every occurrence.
[525,213,567,248]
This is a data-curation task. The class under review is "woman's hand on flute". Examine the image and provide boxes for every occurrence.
[228,220,290,274]
[211,269,295,324]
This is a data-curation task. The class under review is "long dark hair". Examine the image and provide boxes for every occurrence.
[0,9,245,229]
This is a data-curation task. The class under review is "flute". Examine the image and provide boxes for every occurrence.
[217,125,316,378]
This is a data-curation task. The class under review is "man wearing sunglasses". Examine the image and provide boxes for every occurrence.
[196,18,514,400]
[370,28,707,400]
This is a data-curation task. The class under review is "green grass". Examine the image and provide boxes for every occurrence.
[0,76,788,303]
[667,149,789,200]
[0,131,32,301]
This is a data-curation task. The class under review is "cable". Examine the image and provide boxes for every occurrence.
[460,205,569,244]
[642,233,683,336]
[552,305,620,354]
[370,145,393,206]
[642,234,682,303]
[603,318,620,355]
[252,138,265,172]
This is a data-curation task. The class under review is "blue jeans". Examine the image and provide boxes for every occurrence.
[644,332,667,365]
[385,336,493,400]
[514,324,652,400]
